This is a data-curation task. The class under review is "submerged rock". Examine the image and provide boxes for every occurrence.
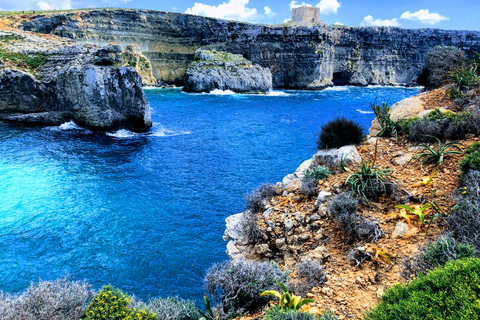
[183,49,272,94]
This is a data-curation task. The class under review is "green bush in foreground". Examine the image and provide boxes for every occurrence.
[364,258,480,320]
[264,306,316,320]
[82,285,156,320]
[460,142,480,174]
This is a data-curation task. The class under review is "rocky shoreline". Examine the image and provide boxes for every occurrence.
[0,29,152,132]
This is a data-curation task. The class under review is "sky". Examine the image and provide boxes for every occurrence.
[1,0,479,31]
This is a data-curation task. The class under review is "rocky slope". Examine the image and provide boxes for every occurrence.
[0,29,152,132]
[183,49,272,93]
[15,9,480,89]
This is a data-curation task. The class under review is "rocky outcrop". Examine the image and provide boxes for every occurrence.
[183,49,272,93]
[17,9,480,89]
[0,30,151,132]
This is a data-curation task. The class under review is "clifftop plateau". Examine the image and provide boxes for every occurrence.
[12,9,480,89]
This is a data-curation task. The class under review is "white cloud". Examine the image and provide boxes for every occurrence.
[264,6,274,16]
[360,15,400,27]
[316,0,340,15]
[185,0,261,21]
[334,21,343,25]
[290,1,312,9]
[36,0,72,10]
[400,9,449,25]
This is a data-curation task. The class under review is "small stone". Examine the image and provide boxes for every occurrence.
[309,214,320,222]
[315,191,332,206]
[299,233,311,242]
[376,287,385,298]
[263,208,273,218]
[284,218,294,231]
[392,222,410,236]
[267,220,275,228]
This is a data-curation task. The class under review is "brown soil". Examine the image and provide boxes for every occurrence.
[240,91,477,320]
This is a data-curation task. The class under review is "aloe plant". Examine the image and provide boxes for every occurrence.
[260,281,314,311]
[395,203,432,225]
[411,170,438,188]
[199,294,214,320]
[408,136,463,170]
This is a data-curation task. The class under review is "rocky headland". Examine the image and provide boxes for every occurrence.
[11,9,480,89]
[0,28,152,132]
[183,49,272,93]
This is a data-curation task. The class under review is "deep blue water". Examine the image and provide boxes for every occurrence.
[0,86,420,303]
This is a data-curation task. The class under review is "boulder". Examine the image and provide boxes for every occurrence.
[183,49,272,93]
[312,145,362,171]
[370,94,426,136]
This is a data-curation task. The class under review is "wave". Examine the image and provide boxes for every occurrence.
[106,129,137,138]
[356,109,374,114]
[209,89,236,95]
[366,85,424,89]
[323,86,350,92]
[266,91,290,96]
[58,121,83,130]
[106,123,191,139]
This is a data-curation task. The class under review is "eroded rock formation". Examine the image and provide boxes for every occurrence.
[183,49,272,93]
[0,30,152,132]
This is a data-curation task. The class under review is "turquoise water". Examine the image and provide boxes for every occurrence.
[0,86,420,302]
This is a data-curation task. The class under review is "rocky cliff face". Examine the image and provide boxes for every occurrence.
[18,9,480,89]
[183,49,272,93]
[0,29,152,132]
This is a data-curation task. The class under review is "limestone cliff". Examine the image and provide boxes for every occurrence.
[183,49,272,93]
[0,29,152,132]
[18,9,480,89]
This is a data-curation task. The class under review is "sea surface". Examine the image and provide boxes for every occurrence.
[0,86,420,303]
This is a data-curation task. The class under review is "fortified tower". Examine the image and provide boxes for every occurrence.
[291,6,321,24]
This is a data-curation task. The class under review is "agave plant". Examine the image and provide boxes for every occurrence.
[260,281,314,311]
[408,136,463,170]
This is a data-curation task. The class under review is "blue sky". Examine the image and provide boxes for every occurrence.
[1,0,479,30]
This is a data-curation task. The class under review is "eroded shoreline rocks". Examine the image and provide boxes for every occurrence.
[0,30,152,132]
[183,49,272,93]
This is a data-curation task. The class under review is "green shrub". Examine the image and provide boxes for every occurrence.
[82,285,156,320]
[420,45,465,88]
[460,142,480,174]
[0,278,95,320]
[317,117,365,149]
[449,66,479,90]
[204,259,288,319]
[245,183,277,214]
[300,166,331,196]
[447,87,465,100]
[130,296,201,320]
[365,258,480,320]
[424,236,476,268]
[264,305,316,320]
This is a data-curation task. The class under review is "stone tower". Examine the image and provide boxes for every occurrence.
[291,6,321,24]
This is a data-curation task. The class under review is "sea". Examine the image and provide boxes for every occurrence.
[0,86,421,303]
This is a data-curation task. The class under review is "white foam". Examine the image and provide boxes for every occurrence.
[266,91,290,96]
[356,109,374,114]
[209,89,236,95]
[151,126,191,137]
[323,86,349,91]
[106,129,137,138]
[59,121,82,130]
